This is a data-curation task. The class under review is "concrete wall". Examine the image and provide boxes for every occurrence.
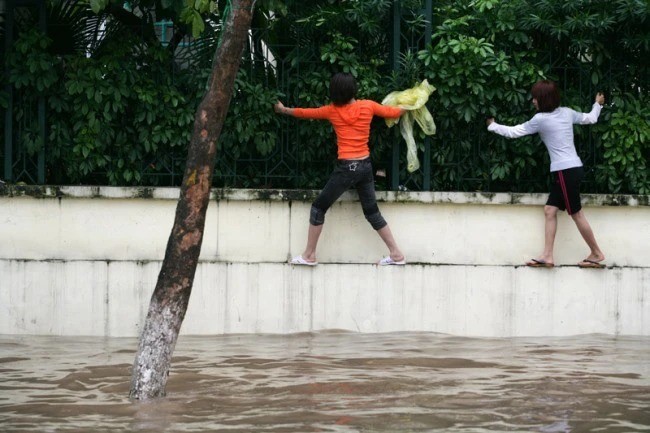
[1,185,648,337]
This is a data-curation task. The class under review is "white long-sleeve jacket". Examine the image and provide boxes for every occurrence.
[488,103,602,172]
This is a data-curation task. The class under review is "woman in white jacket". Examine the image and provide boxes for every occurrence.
[487,80,606,268]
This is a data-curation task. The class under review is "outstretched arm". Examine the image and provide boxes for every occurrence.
[275,101,332,120]
[573,92,605,125]
[486,116,539,138]
[372,101,404,118]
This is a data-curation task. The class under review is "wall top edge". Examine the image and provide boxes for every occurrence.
[0,185,648,207]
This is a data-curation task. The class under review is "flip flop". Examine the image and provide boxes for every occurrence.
[526,258,554,268]
[289,255,318,266]
[578,259,606,269]
[378,256,406,266]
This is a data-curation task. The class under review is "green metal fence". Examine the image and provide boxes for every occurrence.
[2,0,47,185]
[1,0,647,191]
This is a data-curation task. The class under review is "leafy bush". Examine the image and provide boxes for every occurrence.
[3,0,648,193]
[597,97,650,194]
[7,28,196,185]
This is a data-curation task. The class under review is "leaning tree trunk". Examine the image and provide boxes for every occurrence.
[129,0,256,400]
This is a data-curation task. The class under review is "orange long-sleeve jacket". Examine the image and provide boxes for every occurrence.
[292,100,402,159]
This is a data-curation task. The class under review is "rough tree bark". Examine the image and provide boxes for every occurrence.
[129,0,256,400]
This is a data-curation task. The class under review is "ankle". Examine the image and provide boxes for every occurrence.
[591,252,605,261]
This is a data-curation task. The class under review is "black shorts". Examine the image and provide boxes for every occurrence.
[546,166,584,215]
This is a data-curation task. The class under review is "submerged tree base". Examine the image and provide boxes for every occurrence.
[129,0,257,400]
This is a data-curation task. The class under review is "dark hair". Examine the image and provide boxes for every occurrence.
[329,73,357,106]
[531,80,561,113]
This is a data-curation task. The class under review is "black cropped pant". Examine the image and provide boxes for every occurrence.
[309,157,387,230]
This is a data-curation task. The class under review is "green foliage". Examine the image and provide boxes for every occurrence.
[7,28,196,184]
[222,71,282,157]
[88,0,220,38]
[6,30,59,157]
[88,0,110,14]
[414,0,548,190]
[8,30,60,94]
[4,0,649,193]
[597,97,650,194]
[411,0,648,193]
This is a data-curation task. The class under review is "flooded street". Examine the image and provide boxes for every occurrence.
[1,332,649,432]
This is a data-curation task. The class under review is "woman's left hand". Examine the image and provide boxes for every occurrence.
[274,101,285,114]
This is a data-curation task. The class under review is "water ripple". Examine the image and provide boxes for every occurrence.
[0,332,648,432]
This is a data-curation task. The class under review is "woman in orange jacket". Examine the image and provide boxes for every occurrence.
[274,73,406,266]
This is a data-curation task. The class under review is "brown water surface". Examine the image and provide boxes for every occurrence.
[0,332,649,432]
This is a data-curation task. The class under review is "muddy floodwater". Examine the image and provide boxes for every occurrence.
[0,332,649,432]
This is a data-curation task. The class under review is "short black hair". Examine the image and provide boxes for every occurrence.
[329,73,357,106]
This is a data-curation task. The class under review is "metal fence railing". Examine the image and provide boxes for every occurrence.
[2,0,47,185]
[2,0,647,192]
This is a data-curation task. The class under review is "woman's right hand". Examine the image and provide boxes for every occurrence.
[486,117,495,127]
[595,92,605,105]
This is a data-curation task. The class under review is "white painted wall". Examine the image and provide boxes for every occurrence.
[0,187,648,337]
[1,261,648,337]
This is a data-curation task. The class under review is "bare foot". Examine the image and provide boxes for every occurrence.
[583,253,605,263]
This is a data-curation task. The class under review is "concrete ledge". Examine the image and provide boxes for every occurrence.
[1,259,647,337]
[0,184,648,207]
[1,187,648,267]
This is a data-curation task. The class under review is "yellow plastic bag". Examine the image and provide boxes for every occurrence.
[381,80,436,172]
